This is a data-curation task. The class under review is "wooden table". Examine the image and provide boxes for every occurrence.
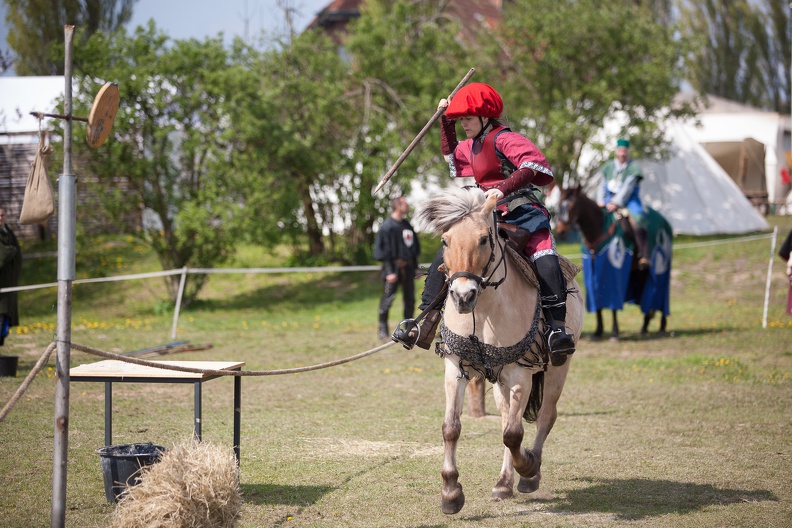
[70,360,244,463]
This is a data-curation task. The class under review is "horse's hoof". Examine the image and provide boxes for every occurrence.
[441,484,465,515]
[517,471,541,493]
[492,485,513,501]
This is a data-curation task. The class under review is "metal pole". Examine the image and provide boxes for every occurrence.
[170,267,188,340]
[762,226,779,329]
[51,25,76,528]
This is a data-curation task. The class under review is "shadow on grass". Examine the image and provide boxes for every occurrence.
[584,326,743,343]
[546,477,778,520]
[188,271,382,314]
[240,483,335,506]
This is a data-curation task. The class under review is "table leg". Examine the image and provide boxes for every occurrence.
[194,381,202,440]
[104,381,112,446]
[233,375,241,464]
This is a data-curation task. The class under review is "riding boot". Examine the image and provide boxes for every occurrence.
[393,249,447,350]
[534,254,576,366]
[378,313,389,340]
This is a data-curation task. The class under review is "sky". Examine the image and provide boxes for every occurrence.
[0,0,332,75]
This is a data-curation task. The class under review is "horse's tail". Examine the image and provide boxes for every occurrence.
[522,370,544,423]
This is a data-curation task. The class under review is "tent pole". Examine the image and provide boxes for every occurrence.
[50,24,76,528]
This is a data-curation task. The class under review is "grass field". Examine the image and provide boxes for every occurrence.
[1,216,791,527]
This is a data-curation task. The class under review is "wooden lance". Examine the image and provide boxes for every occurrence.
[373,68,476,194]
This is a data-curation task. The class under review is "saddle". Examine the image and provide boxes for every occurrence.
[498,223,581,287]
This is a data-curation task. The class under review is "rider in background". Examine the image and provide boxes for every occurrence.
[393,82,575,366]
[595,138,651,269]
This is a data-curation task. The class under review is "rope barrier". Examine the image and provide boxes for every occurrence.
[0,339,398,422]
[0,231,778,294]
[0,342,56,422]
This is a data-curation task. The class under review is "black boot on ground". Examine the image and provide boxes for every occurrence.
[378,314,389,340]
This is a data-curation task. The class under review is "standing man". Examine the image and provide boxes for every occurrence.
[595,138,651,269]
[374,197,421,340]
[0,207,22,346]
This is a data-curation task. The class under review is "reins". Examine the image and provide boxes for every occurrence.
[447,210,508,290]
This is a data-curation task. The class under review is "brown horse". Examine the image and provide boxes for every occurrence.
[555,186,671,340]
[416,187,584,514]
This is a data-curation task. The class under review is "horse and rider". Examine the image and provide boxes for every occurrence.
[392,82,576,367]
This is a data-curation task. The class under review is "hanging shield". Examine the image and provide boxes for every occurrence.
[86,82,119,148]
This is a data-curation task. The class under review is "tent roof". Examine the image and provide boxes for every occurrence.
[640,122,769,235]
[0,76,64,139]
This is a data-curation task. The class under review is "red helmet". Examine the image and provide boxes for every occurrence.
[446,83,503,119]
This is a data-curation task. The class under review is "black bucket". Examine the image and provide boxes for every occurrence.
[97,443,165,503]
[0,355,18,377]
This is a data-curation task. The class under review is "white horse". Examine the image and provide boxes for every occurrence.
[416,186,584,514]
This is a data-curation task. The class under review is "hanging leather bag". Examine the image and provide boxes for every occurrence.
[19,132,55,225]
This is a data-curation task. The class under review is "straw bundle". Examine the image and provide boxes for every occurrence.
[109,438,242,528]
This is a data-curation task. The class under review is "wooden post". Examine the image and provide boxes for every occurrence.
[51,25,76,528]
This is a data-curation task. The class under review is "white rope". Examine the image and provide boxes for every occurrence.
[0,231,778,293]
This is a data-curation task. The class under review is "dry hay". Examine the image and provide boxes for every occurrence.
[109,438,242,528]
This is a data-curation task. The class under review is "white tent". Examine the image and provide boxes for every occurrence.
[640,122,770,235]
[676,94,791,207]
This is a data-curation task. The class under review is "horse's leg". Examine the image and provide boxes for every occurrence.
[494,367,539,490]
[491,381,515,500]
[466,377,486,418]
[440,357,468,515]
[592,309,604,340]
[658,315,668,335]
[641,312,651,335]
[610,310,620,341]
[517,361,571,493]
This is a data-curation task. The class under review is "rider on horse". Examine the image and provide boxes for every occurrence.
[595,138,651,269]
[393,82,576,366]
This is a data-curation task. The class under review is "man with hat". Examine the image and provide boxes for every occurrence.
[595,138,650,269]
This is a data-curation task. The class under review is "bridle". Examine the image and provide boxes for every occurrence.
[446,211,508,291]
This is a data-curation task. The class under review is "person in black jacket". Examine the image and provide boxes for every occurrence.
[374,197,421,340]
[0,207,22,346]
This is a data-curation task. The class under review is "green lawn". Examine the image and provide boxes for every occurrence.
[1,216,791,527]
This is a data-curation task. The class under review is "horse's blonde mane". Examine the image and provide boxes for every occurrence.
[417,186,486,234]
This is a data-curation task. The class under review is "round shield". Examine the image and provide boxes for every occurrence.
[86,82,119,148]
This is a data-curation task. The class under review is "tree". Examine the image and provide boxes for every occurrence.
[227,28,357,261]
[484,0,695,184]
[237,0,473,264]
[3,0,137,75]
[66,23,260,305]
[341,0,473,255]
[678,0,790,113]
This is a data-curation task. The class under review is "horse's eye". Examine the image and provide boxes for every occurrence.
[479,236,488,246]
[441,237,448,247]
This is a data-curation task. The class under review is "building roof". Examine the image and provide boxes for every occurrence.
[307,0,505,44]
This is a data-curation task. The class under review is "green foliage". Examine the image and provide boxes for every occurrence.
[3,0,137,75]
[64,23,261,305]
[486,0,694,183]
[234,29,355,257]
[343,0,473,258]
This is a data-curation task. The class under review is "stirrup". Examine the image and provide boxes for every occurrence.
[546,327,576,366]
[392,319,420,349]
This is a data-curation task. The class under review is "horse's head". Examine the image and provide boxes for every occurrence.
[554,186,581,240]
[417,187,499,314]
